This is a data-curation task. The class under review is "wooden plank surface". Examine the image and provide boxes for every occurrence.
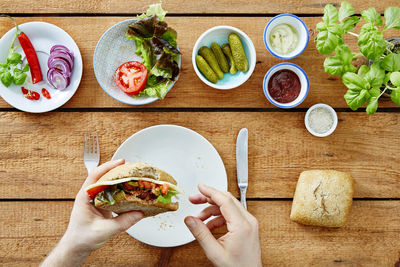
[0,17,399,109]
[0,0,396,14]
[0,201,398,266]
[1,112,399,199]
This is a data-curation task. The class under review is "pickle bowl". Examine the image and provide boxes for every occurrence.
[264,14,309,59]
[192,25,256,90]
[263,62,309,108]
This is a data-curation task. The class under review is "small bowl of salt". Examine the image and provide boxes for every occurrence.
[305,103,338,137]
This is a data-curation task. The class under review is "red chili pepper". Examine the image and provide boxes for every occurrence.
[21,86,40,100]
[18,32,43,84]
[42,88,51,99]
[2,15,43,84]
[21,87,28,95]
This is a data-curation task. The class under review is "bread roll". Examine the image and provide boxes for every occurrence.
[290,170,354,227]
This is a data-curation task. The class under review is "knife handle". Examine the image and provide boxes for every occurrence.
[239,187,247,210]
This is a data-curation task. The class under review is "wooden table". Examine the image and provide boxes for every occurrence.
[0,1,399,266]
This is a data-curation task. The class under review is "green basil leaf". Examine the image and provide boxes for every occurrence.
[13,72,27,85]
[358,24,386,61]
[384,72,391,84]
[7,52,22,65]
[384,7,400,30]
[342,16,360,33]
[390,89,400,105]
[366,96,379,114]
[22,64,29,72]
[324,56,343,75]
[0,72,13,87]
[323,4,339,24]
[316,30,339,54]
[361,7,382,26]
[380,53,400,72]
[0,66,6,74]
[342,72,370,91]
[327,24,344,36]
[358,65,369,78]
[364,62,385,88]
[339,1,354,22]
[316,21,327,31]
[335,43,353,64]
[390,72,400,87]
[344,88,369,110]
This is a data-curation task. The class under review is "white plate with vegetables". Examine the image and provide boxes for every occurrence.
[112,125,227,247]
[93,3,181,105]
[0,19,82,113]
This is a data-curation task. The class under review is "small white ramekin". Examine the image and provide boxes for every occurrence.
[263,63,309,108]
[263,14,309,59]
[305,103,338,137]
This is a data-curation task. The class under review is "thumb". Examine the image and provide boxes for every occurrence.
[110,211,144,234]
[184,216,222,259]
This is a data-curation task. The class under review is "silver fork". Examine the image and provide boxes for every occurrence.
[83,133,100,173]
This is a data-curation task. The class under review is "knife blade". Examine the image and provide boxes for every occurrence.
[236,128,248,209]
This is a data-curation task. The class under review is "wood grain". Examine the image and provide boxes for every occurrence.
[0,201,398,266]
[0,111,398,199]
[0,17,399,109]
[0,0,396,14]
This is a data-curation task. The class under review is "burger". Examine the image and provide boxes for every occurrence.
[85,162,182,217]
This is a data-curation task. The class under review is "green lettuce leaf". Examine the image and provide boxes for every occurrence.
[139,78,173,99]
[137,3,167,21]
[156,190,177,204]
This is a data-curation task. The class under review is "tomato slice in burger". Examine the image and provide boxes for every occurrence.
[114,61,148,95]
[86,185,109,200]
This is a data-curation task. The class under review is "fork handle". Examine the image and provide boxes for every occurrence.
[239,187,247,210]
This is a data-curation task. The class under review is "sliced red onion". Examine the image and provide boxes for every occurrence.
[48,50,74,68]
[48,57,72,77]
[50,45,74,58]
[47,68,70,90]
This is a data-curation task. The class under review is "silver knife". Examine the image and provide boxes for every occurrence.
[236,128,248,209]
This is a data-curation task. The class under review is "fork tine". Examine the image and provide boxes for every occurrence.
[92,134,96,153]
[96,134,99,156]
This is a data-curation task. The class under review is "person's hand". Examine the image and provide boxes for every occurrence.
[184,184,262,267]
[41,159,143,267]
[64,159,144,251]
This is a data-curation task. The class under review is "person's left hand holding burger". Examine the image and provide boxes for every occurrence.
[41,159,144,267]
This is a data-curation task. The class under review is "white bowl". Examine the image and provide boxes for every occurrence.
[264,14,309,59]
[93,19,181,105]
[305,104,338,137]
[192,25,256,90]
[263,63,309,108]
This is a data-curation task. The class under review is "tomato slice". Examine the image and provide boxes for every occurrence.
[114,61,148,95]
[86,185,109,200]
[161,184,169,195]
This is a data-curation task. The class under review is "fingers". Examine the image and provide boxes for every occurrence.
[110,211,144,233]
[206,216,226,231]
[82,159,125,188]
[189,194,216,205]
[197,205,221,221]
[184,216,223,259]
[197,184,245,228]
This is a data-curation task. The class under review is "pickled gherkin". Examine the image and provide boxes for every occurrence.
[196,55,218,84]
[228,33,249,72]
[222,44,237,75]
[198,46,224,79]
[211,42,229,73]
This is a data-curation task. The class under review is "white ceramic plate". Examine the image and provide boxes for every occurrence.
[93,19,181,106]
[112,125,227,247]
[0,22,83,113]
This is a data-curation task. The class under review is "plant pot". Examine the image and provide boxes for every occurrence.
[370,37,400,97]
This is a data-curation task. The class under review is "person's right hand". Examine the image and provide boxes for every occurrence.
[184,184,262,267]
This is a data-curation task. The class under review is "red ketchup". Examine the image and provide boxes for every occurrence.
[268,69,301,103]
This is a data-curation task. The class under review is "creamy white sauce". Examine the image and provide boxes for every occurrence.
[269,24,299,54]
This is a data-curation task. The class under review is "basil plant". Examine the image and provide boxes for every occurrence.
[315,2,400,114]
